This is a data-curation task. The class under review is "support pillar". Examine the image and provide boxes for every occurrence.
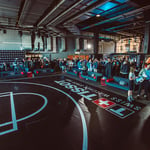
[143,23,150,54]
[114,41,117,53]
[94,32,99,54]
[50,36,53,51]
[75,38,79,51]
[79,38,84,51]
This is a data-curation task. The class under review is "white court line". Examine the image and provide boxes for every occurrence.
[0,82,88,150]
[0,92,18,135]
[0,92,11,97]
[10,92,18,130]
[0,92,48,127]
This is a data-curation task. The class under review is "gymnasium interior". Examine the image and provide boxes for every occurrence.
[0,0,150,150]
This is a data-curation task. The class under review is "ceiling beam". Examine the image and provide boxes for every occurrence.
[16,0,30,26]
[63,0,110,25]
[81,5,150,31]
[36,0,66,27]
[46,0,85,26]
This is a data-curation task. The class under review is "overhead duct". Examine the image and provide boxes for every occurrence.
[64,0,109,25]
[81,5,150,30]
[46,0,85,26]
[16,0,31,26]
[63,24,81,35]
[37,0,66,26]
[62,0,109,35]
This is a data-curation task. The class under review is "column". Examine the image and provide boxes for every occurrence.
[139,36,143,53]
[84,39,88,50]
[53,36,57,53]
[79,37,84,51]
[56,37,61,52]
[143,23,150,54]
[75,38,79,51]
[46,36,51,51]
[31,31,35,51]
[50,36,53,51]
[94,32,99,54]
[61,37,65,52]
[114,41,117,53]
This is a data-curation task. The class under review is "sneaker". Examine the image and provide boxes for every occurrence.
[144,95,148,98]
[144,95,149,100]
[136,95,140,99]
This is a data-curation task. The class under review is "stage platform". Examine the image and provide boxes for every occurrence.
[0,73,150,150]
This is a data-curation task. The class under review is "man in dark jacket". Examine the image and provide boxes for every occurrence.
[105,57,112,79]
[120,59,130,78]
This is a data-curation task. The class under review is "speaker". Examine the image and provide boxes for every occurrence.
[3,30,7,34]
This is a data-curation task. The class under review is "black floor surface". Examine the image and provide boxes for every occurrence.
[0,74,150,150]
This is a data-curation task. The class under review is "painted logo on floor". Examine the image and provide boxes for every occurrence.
[55,79,145,119]
[93,98,115,108]
[54,80,97,100]
[93,98,135,119]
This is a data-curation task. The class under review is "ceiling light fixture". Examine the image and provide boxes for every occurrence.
[96,14,100,17]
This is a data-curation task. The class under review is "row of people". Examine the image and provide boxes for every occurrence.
[128,63,150,102]
[59,57,140,78]
[59,57,149,101]
[0,57,61,73]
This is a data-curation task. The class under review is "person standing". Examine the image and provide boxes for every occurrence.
[105,57,112,79]
[127,65,136,102]
[136,63,147,99]
[143,63,150,99]
[87,59,93,72]
[120,59,130,78]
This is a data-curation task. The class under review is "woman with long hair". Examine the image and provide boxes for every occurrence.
[127,65,136,102]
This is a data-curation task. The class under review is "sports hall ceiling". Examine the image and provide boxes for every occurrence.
[0,0,150,38]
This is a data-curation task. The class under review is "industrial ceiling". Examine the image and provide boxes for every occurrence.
[0,0,150,38]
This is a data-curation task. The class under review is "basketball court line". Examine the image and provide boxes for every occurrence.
[0,92,48,128]
[0,92,11,97]
[0,82,88,150]
[10,92,18,133]
[0,92,18,135]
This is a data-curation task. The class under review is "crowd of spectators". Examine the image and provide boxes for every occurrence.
[0,55,149,101]
[0,57,60,73]
[59,56,150,101]
[59,56,139,78]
